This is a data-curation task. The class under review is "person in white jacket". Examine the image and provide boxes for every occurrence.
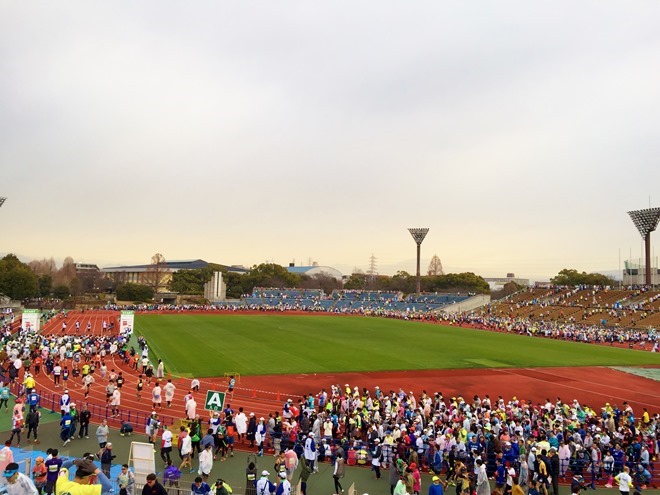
[198,443,214,483]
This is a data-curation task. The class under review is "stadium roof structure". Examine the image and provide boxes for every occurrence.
[101,259,248,274]
[286,265,343,281]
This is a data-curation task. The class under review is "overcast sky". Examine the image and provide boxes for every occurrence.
[1,1,660,281]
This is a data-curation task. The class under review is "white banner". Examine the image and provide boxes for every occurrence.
[21,309,41,332]
[120,310,134,333]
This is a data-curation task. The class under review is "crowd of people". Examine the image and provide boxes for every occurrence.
[251,384,659,495]
[0,295,659,495]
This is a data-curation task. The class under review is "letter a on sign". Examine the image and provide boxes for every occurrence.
[205,390,226,412]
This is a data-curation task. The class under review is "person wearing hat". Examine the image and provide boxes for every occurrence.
[527,447,537,483]
[247,412,257,448]
[59,389,71,415]
[100,442,116,478]
[430,474,448,495]
[276,471,291,495]
[8,409,23,447]
[283,399,293,420]
[256,471,276,495]
[60,408,73,446]
[284,447,298,482]
[571,474,588,494]
[371,438,383,480]
[27,387,40,411]
[32,456,47,493]
[215,478,232,495]
[62,453,99,480]
[255,417,267,457]
[68,402,79,441]
[3,462,38,494]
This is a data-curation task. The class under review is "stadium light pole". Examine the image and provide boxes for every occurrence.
[0,197,6,209]
[408,228,429,295]
[628,207,660,286]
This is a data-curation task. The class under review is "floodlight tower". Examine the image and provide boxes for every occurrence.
[628,207,660,286]
[0,198,6,209]
[408,228,429,295]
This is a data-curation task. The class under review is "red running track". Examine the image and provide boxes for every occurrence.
[28,310,660,432]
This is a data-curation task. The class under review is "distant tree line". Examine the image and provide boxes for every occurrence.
[0,251,618,304]
[0,253,105,300]
[169,263,491,298]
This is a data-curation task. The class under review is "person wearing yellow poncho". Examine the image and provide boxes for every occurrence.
[55,466,113,495]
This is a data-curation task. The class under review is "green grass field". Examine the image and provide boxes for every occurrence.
[133,314,660,377]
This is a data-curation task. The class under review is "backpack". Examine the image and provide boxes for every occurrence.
[27,411,38,426]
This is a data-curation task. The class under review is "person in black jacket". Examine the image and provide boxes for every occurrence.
[100,442,117,477]
[371,438,383,479]
[79,404,92,438]
[142,473,168,495]
[548,447,560,495]
[26,407,40,444]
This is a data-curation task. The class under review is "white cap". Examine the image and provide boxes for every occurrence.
[279,472,286,479]
[262,470,270,476]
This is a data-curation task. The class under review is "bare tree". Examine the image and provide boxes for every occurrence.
[29,257,58,276]
[427,254,444,276]
[52,256,77,286]
[143,253,171,293]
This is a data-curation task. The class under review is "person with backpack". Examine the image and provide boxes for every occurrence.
[256,471,276,495]
[332,452,345,495]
